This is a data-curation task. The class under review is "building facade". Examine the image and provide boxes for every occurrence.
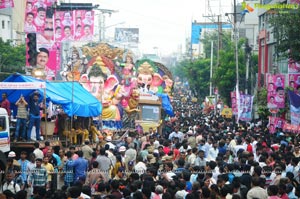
[0,1,25,44]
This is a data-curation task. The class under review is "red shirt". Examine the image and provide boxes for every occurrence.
[1,99,11,115]
[163,146,170,155]
[42,146,49,156]
[247,144,253,153]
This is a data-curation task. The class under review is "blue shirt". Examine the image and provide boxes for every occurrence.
[67,157,88,182]
[53,153,61,167]
[63,159,74,183]
[18,159,29,183]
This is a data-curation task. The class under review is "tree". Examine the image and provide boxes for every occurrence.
[269,7,300,62]
[0,39,26,81]
[212,38,247,104]
[172,58,211,98]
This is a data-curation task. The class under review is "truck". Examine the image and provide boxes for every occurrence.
[135,93,162,134]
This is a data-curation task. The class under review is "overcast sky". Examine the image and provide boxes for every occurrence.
[70,0,234,55]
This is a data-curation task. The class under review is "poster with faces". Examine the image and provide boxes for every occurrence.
[0,0,14,9]
[74,10,95,41]
[54,11,74,42]
[24,0,56,33]
[267,74,285,109]
[289,74,300,92]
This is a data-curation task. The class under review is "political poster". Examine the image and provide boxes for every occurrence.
[74,10,94,41]
[288,90,300,126]
[0,0,14,9]
[24,0,56,33]
[289,73,300,93]
[238,94,254,122]
[288,59,300,74]
[267,74,285,109]
[54,11,74,42]
[230,91,238,115]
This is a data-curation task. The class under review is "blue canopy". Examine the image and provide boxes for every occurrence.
[156,93,174,117]
[1,74,102,117]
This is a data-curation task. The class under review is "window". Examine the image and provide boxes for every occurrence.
[2,20,4,29]
[141,105,160,122]
[0,116,7,131]
[7,21,10,29]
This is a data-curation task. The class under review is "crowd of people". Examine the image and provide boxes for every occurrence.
[1,87,300,199]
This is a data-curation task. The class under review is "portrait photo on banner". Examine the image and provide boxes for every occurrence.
[267,74,285,109]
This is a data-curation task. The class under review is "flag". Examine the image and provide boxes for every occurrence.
[236,84,242,121]
[288,90,300,125]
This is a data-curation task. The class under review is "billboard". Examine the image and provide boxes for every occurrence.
[115,28,139,43]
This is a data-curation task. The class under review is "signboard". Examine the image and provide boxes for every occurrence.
[115,28,139,43]
[0,82,46,89]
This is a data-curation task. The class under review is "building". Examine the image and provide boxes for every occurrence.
[257,0,295,87]
[0,2,25,44]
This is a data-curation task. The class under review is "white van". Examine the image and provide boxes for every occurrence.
[0,108,10,152]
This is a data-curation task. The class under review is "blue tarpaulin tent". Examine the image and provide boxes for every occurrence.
[0,74,102,117]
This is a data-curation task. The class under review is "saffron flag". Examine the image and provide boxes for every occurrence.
[288,90,300,125]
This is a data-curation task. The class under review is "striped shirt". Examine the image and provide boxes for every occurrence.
[29,166,47,187]
[16,103,27,119]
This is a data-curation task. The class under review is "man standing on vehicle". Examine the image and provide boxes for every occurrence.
[14,95,28,142]
[27,91,42,141]
[1,92,11,117]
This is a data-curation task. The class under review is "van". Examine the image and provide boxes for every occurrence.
[0,108,10,152]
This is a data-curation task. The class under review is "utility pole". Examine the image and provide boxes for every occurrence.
[217,15,222,67]
[96,8,118,42]
[233,0,239,89]
[210,41,214,96]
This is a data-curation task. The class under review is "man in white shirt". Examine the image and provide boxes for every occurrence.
[2,171,21,194]
[33,142,44,159]
[187,148,197,167]
[208,142,219,161]
[24,12,37,33]
[34,7,46,27]
[134,156,147,176]
[168,127,184,143]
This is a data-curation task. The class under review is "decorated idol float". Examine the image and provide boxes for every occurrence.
[60,43,174,141]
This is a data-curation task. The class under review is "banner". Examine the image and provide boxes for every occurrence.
[24,0,56,33]
[74,10,94,41]
[239,94,254,122]
[0,82,46,89]
[288,59,300,73]
[230,91,238,115]
[269,116,286,133]
[54,10,95,42]
[288,73,300,92]
[267,74,285,109]
[288,90,300,125]
[0,0,14,9]
[115,28,139,43]
[54,11,74,42]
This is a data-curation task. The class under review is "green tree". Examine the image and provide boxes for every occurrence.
[0,39,26,81]
[172,58,211,98]
[255,87,270,121]
[269,7,300,62]
[212,38,247,104]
